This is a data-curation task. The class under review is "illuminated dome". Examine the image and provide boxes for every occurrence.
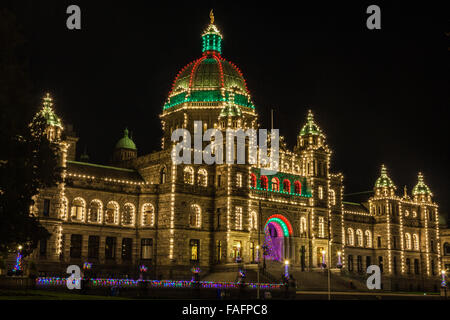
[115,128,137,151]
[163,11,254,111]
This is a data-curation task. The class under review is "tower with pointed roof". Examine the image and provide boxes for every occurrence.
[33,93,63,142]
[374,164,396,197]
[412,172,433,203]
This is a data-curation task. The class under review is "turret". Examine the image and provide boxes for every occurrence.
[374,164,396,197]
[412,172,432,203]
[113,128,137,163]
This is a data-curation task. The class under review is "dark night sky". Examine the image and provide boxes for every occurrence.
[4,1,450,219]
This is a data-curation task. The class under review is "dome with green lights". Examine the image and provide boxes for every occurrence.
[115,128,137,150]
[163,11,254,111]
[412,172,432,196]
[299,110,323,136]
[375,164,396,189]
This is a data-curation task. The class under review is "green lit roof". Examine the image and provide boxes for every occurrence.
[115,128,137,150]
[163,14,255,112]
[299,110,322,136]
[38,93,62,128]
[375,164,396,189]
[412,172,432,196]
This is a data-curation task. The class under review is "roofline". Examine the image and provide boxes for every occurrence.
[67,160,136,172]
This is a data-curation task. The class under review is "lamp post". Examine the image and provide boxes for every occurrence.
[284,260,290,279]
[337,251,343,268]
[321,250,327,268]
[256,245,260,299]
[441,270,447,298]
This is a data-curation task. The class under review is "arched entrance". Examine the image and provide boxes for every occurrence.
[263,214,293,262]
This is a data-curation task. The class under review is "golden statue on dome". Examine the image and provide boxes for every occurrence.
[209,9,214,24]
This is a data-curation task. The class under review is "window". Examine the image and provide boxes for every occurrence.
[39,239,47,257]
[141,203,154,226]
[412,210,417,218]
[235,207,243,230]
[232,241,242,259]
[378,256,383,273]
[271,177,280,192]
[70,234,82,258]
[160,166,167,184]
[43,199,50,217]
[141,238,153,260]
[294,181,302,194]
[444,243,450,255]
[357,256,363,272]
[184,166,194,184]
[318,186,323,199]
[329,189,336,205]
[405,210,409,217]
[414,259,420,274]
[300,217,307,236]
[190,204,201,228]
[405,233,412,250]
[393,256,398,274]
[88,236,100,259]
[250,173,257,188]
[348,255,354,272]
[236,173,242,188]
[105,237,116,259]
[347,228,354,246]
[198,168,207,187]
[366,256,371,269]
[406,258,411,274]
[88,200,102,223]
[365,230,372,248]
[318,217,325,238]
[216,240,222,262]
[249,211,257,231]
[260,175,268,190]
[356,229,363,247]
[190,239,199,261]
[250,242,255,262]
[71,198,85,221]
[377,236,382,248]
[61,197,68,219]
[105,201,119,224]
[413,234,419,250]
[122,203,135,226]
[282,179,291,193]
[121,238,132,261]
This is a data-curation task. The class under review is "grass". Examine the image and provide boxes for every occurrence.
[0,289,129,300]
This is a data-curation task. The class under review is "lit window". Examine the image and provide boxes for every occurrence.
[300,217,307,235]
[405,233,412,250]
[249,211,257,230]
[329,189,336,205]
[122,203,135,226]
[365,230,372,247]
[318,186,323,199]
[318,217,325,238]
[236,173,242,188]
[198,168,207,187]
[141,203,154,226]
[235,207,243,230]
[190,239,199,261]
[88,199,102,223]
[71,197,85,221]
[356,229,363,247]
[184,166,194,184]
[283,179,291,193]
[190,204,201,228]
[413,234,419,250]
[347,228,355,246]
[271,177,280,192]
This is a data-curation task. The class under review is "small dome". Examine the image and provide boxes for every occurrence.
[412,172,432,196]
[38,93,62,128]
[375,164,396,189]
[299,110,323,136]
[115,128,137,150]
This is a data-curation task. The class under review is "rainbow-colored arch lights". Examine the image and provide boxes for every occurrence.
[264,214,293,237]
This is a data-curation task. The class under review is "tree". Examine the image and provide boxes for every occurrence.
[0,8,60,257]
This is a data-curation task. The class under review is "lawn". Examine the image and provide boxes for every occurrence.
[0,289,129,300]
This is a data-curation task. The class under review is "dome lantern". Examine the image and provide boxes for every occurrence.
[412,172,432,202]
[202,10,223,55]
[374,164,396,196]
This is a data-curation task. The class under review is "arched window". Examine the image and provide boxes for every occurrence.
[412,210,417,218]
[197,168,207,187]
[405,210,409,217]
[141,203,155,226]
[105,201,119,224]
[329,189,336,205]
[249,211,257,231]
[235,207,243,230]
[122,203,135,226]
[294,165,300,173]
[356,229,363,247]
[160,166,167,184]
[365,230,372,248]
[260,175,268,190]
[405,233,412,250]
[318,186,324,199]
[347,228,355,246]
[271,177,280,191]
[184,166,194,184]
[190,204,201,228]
[250,173,257,188]
[61,196,68,220]
[294,181,302,194]
[413,234,419,250]
[318,217,325,238]
[283,179,291,193]
[88,199,103,223]
[71,197,85,222]
[300,217,307,236]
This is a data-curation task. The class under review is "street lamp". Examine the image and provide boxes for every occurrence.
[256,245,260,263]
[337,251,343,269]
[321,250,327,268]
[284,260,290,279]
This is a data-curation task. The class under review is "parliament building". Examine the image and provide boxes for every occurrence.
[25,14,447,291]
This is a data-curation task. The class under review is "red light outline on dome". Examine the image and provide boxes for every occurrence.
[168,61,195,97]
[211,53,225,89]
[217,56,251,96]
[188,56,207,89]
